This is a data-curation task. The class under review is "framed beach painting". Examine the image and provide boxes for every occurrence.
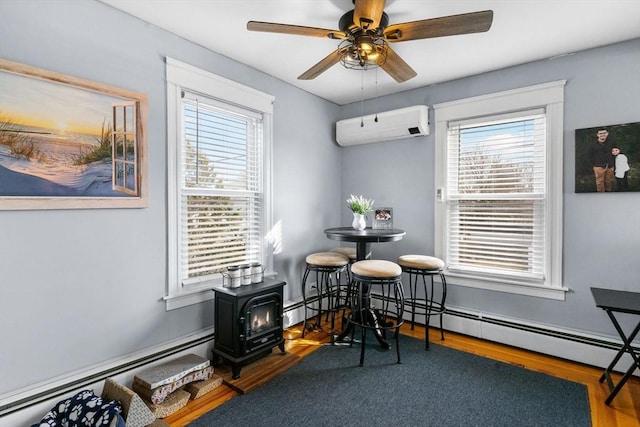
[0,58,148,210]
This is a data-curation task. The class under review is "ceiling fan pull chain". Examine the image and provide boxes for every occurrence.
[374,68,379,123]
[360,69,365,127]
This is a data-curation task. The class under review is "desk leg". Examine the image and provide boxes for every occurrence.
[599,311,640,405]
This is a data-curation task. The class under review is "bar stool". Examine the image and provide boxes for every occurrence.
[348,260,405,366]
[301,252,350,342]
[397,255,447,350]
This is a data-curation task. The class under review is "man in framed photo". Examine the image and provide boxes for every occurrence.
[586,128,615,192]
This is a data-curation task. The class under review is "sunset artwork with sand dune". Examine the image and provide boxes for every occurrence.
[0,59,147,210]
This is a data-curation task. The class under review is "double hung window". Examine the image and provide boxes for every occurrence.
[180,94,264,281]
[166,58,274,309]
[434,81,566,299]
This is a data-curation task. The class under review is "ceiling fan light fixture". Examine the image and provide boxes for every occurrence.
[338,36,387,70]
[358,35,374,54]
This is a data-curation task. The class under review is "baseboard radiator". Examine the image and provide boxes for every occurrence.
[443,306,630,351]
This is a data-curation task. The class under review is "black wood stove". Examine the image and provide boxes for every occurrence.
[212,278,286,379]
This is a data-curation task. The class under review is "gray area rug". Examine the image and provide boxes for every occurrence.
[190,334,591,426]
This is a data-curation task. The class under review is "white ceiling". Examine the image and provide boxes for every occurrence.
[100,0,640,105]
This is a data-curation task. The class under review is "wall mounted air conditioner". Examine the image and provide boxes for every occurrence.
[335,105,429,146]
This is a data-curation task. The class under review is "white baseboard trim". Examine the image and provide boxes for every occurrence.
[283,298,306,330]
[414,305,638,375]
[0,327,214,426]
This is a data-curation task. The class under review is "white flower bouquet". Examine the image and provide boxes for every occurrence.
[346,194,374,215]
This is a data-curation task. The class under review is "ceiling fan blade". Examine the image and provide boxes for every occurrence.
[379,46,417,83]
[384,10,493,42]
[298,49,343,80]
[247,21,344,39]
[353,0,386,30]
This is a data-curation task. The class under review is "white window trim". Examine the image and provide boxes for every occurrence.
[434,80,567,300]
[165,58,275,310]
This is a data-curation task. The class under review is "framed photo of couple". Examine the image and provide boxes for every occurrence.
[373,207,393,229]
[574,121,639,193]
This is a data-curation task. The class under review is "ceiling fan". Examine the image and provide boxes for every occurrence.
[247,0,493,83]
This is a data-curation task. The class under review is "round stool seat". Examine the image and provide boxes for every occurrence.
[329,247,357,260]
[352,259,402,278]
[306,252,349,267]
[398,255,445,271]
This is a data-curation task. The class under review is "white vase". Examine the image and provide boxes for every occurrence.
[352,213,366,230]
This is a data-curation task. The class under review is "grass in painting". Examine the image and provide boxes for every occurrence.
[0,115,40,160]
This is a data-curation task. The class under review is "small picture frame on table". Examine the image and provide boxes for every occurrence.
[373,207,393,229]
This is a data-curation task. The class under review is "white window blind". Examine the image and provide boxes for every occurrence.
[446,110,546,280]
[180,93,264,286]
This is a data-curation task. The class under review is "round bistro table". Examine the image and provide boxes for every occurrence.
[324,227,406,261]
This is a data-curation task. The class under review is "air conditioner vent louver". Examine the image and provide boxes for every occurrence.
[336,105,429,146]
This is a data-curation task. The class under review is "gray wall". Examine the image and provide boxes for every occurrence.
[340,39,640,335]
[1,0,638,401]
[0,0,341,395]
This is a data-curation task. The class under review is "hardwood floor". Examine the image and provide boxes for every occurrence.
[165,321,640,427]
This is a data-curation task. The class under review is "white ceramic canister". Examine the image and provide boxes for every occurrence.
[240,264,252,286]
[227,265,241,288]
[251,262,263,283]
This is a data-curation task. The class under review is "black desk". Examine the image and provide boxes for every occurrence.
[325,227,406,348]
[590,287,640,405]
[324,227,406,261]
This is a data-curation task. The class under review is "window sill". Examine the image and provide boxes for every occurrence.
[444,271,568,300]
[164,289,214,311]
